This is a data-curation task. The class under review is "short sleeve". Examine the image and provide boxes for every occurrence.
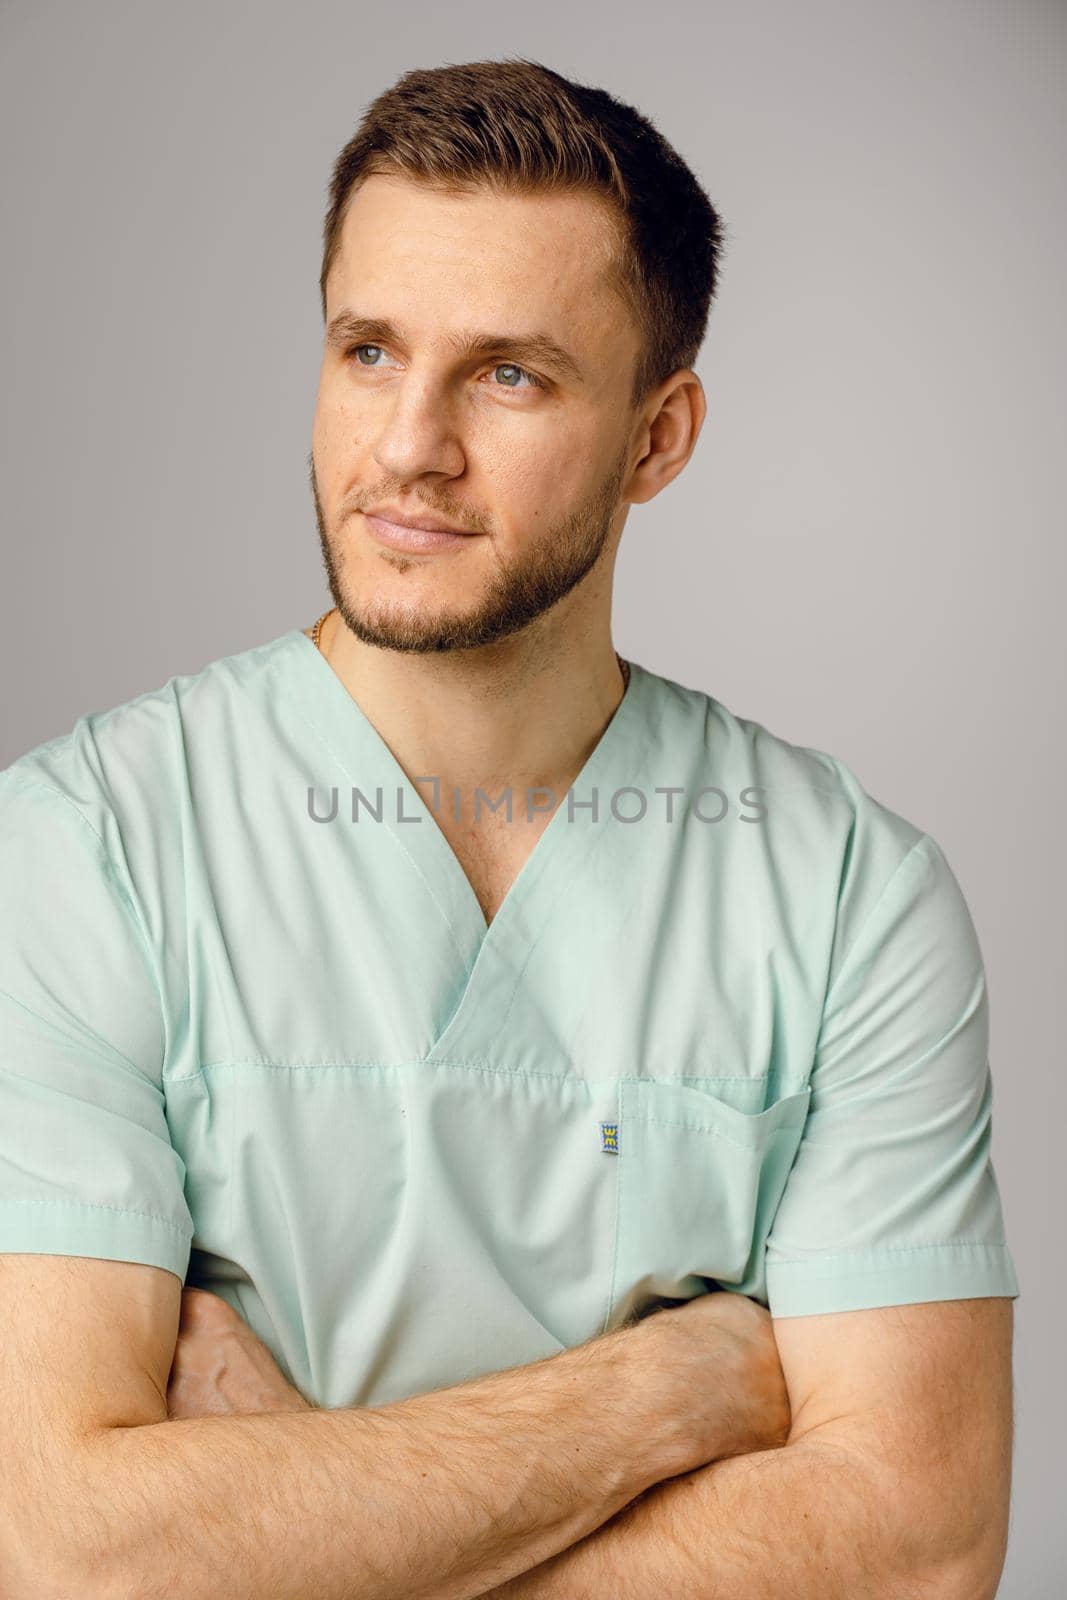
[765,830,1020,1317]
[0,772,193,1279]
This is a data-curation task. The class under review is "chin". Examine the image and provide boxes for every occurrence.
[340,598,483,654]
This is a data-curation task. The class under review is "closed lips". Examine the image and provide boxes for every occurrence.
[366,509,474,534]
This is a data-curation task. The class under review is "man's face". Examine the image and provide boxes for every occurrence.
[310,173,644,654]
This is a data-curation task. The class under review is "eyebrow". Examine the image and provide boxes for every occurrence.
[324,311,585,386]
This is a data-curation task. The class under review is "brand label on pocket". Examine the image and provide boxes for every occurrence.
[600,1121,619,1154]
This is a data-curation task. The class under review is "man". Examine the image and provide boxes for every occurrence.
[1,56,1018,1599]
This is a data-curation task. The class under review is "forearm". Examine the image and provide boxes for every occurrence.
[54,1331,663,1600]
[480,1432,981,1600]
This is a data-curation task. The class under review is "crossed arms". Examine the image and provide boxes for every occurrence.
[1,1250,1013,1600]
[480,1296,1015,1600]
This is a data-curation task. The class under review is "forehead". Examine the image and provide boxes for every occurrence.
[326,174,636,372]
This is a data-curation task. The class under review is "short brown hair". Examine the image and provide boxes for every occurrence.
[319,57,725,411]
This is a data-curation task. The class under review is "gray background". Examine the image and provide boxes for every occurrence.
[1,1,1063,1592]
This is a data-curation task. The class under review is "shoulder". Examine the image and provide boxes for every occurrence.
[640,661,923,851]
[1,627,302,840]
[636,663,972,979]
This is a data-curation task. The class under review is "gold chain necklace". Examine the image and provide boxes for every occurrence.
[309,608,631,692]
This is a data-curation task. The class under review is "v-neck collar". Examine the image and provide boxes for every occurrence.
[271,626,657,1060]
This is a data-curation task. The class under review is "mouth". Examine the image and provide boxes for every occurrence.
[360,512,482,554]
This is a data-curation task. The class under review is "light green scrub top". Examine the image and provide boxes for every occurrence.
[0,627,1020,1409]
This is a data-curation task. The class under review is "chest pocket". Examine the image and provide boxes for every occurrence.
[605,1079,812,1326]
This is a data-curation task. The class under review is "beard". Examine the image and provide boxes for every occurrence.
[308,441,629,655]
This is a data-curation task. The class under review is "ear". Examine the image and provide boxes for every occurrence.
[625,370,707,506]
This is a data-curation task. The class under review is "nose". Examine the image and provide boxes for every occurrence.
[372,374,466,485]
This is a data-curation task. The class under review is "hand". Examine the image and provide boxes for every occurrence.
[626,1289,792,1477]
[166,1287,315,1420]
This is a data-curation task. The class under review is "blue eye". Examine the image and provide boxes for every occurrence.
[491,363,542,391]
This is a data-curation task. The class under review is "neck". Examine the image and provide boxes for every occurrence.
[310,608,629,803]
